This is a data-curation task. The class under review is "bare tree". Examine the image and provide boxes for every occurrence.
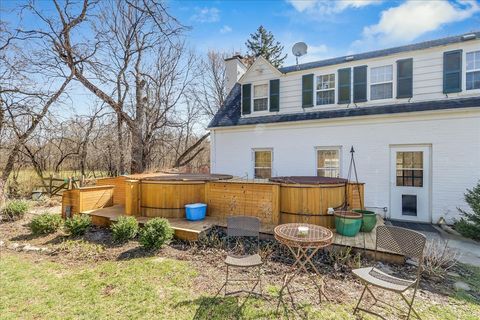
[0,12,74,183]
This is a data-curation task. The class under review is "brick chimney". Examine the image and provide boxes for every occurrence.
[224,54,247,94]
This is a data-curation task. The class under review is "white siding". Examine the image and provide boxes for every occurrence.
[210,108,480,224]
[238,40,480,115]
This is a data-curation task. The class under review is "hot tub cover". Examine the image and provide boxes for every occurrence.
[269,176,348,185]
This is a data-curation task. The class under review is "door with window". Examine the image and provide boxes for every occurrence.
[390,146,430,222]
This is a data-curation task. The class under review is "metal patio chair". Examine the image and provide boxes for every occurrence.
[222,216,263,297]
[352,225,426,319]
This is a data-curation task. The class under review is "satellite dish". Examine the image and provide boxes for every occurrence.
[292,42,308,57]
[292,42,308,67]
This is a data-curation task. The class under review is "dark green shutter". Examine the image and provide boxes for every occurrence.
[338,68,351,104]
[443,50,462,94]
[302,74,314,108]
[242,84,251,114]
[397,58,413,98]
[269,79,280,112]
[353,66,367,103]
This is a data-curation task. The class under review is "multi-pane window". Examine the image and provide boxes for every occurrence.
[316,74,335,105]
[317,149,340,178]
[396,152,423,187]
[253,84,268,111]
[254,150,272,179]
[466,50,480,90]
[370,65,393,100]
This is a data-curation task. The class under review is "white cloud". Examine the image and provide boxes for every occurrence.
[191,7,220,23]
[287,0,381,15]
[353,0,480,49]
[219,25,232,34]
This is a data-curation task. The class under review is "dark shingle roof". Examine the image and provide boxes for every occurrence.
[279,32,480,74]
[208,89,480,128]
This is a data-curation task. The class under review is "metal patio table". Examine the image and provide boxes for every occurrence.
[274,223,333,309]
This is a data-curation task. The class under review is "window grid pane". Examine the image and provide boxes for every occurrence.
[371,83,393,100]
[371,65,393,84]
[396,152,423,187]
[466,51,480,71]
[466,71,480,90]
[253,84,268,98]
[316,74,335,106]
[316,90,335,105]
[317,149,340,178]
[253,98,268,111]
[254,151,272,179]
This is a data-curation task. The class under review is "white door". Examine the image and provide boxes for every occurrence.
[390,145,431,222]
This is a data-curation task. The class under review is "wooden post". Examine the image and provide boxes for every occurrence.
[125,180,140,216]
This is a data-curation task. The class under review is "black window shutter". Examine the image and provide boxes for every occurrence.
[302,74,314,108]
[269,79,280,112]
[443,50,462,94]
[242,84,251,114]
[353,66,367,103]
[397,58,413,98]
[338,68,351,104]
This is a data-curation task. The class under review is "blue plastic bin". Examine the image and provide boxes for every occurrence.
[185,203,207,221]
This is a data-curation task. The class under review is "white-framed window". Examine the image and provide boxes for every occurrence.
[316,147,341,178]
[466,50,480,90]
[253,84,268,112]
[316,74,335,105]
[370,65,393,100]
[253,149,272,179]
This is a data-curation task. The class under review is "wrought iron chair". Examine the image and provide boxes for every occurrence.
[352,225,426,319]
[222,216,263,297]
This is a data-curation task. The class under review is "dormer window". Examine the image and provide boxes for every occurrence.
[466,50,480,90]
[371,65,393,100]
[253,84,268,111]
[316,74,335,105]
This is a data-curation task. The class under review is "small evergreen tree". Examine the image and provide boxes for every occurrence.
[245,25,287,68]
[455,181,480,240]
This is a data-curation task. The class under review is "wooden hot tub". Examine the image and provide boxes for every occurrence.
[125,173,232,218]
[270,176,364,229]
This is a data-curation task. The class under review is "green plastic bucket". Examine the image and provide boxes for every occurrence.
[334,211,362,237]
[353,210,377,232]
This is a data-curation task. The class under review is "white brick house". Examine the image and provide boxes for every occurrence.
[209,32,480,224]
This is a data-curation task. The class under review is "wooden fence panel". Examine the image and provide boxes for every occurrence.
[96,176,126,205]
[205,182,280,225]
[61,185,114,218]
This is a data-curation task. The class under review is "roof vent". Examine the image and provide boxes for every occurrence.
[345,55,354,61]
[462,33,476,41]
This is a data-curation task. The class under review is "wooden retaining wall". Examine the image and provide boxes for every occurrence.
[61,185,114,218]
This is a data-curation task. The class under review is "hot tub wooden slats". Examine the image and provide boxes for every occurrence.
[140,181,205,218]
[279,184,346,228]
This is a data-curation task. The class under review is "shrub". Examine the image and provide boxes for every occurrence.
[423,239,459,279]
[1,199,29,221]
[29,213,62,235]
[455,181,480,241]
[111,216,139,243]
[139,218,173,251]
[64,214,91,236]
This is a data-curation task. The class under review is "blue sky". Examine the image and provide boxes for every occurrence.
[3,0,479,116]
[170,0,480,66]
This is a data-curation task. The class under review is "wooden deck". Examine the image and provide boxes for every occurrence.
[81,205,405,263]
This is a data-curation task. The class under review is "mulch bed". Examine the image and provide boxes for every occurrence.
[0,206,471,312]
